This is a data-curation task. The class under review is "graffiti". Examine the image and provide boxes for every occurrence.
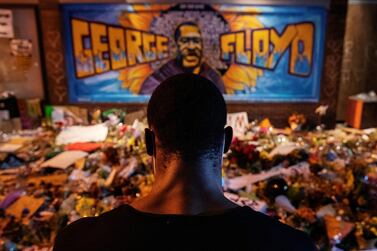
[62,3,327,102]
[220,22,314,77]
[71,18,169,78]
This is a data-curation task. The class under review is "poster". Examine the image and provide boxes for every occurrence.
[62,3,327,103]
[0,9,13,38]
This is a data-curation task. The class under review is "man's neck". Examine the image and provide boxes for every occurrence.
[131,158,238,215]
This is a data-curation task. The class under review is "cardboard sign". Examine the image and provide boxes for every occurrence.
[27,174,68,186]
[6,196,44,219]
[227,112,249,138]
[0,143,22,153]
[41,150,88,169]
[56,123,108,145]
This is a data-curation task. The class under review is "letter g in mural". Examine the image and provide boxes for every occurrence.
[63,3,327,102]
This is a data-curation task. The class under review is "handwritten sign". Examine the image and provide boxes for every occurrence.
[227,112,249,138]
[0,9,13,38]
[56,123,108,145]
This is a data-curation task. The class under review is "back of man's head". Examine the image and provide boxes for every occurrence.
[147,73,227,160]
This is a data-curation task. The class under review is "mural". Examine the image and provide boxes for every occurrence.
[62,3,327,102]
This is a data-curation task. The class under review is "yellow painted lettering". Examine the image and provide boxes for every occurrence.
[252,29,270,68]
[268,25,296,69]
[90,22,110,74]
[220,33,236,61]
[143,33,156,62]
[126,30,144,66]
[108,26,127,70]
[290,23,314,76]
[156,35,169,60]
[235,32,251,65]
[71,19,94,78]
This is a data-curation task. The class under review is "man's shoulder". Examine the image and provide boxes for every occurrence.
[53,206,128,251]
[53,216,96,251]
[237,207,318,251]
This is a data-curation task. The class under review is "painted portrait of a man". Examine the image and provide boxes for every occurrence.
[140,22,225,94]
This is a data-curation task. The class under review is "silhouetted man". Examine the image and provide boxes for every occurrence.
[140,22,225,94]
[54,74,317,251]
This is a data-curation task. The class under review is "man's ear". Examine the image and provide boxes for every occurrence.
[145,128,155,156]
[224,126,233,153]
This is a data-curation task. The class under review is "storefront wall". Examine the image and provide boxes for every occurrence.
[1,0,348,127]
[0,5,44,99]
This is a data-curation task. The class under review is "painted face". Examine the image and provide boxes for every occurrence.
[177,25,203,69]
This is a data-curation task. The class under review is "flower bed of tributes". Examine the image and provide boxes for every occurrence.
[0,113,376,251]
